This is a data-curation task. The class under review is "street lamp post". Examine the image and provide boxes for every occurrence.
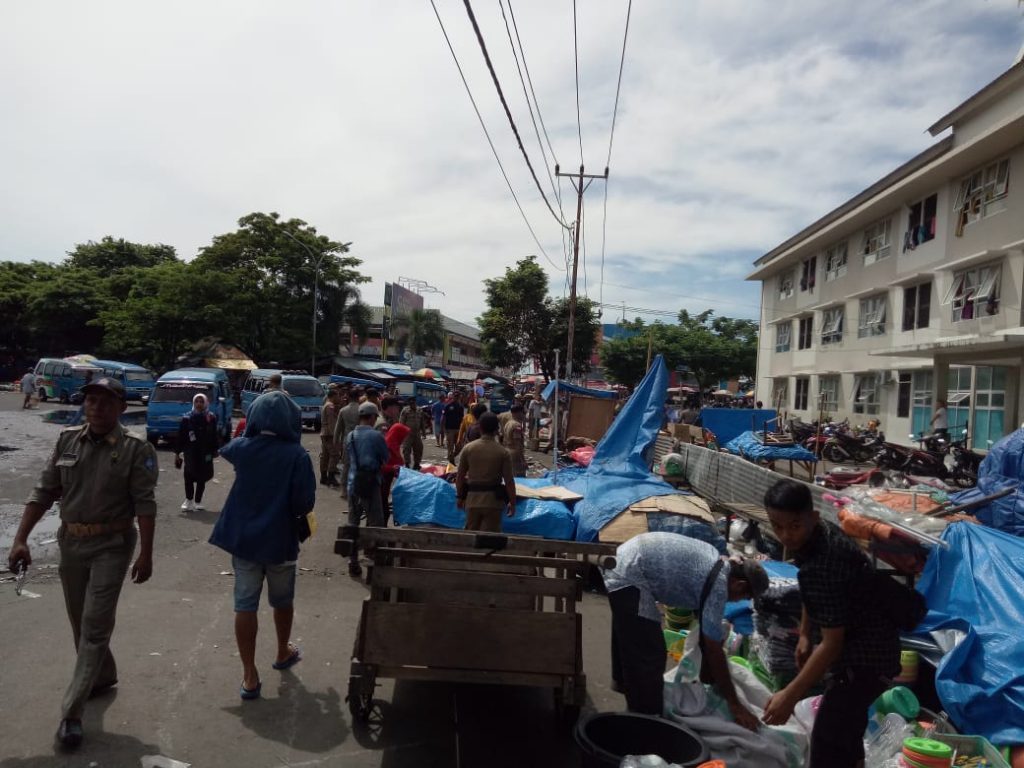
[281,229,327,374]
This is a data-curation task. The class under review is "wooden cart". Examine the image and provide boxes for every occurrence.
[334,526,617,724]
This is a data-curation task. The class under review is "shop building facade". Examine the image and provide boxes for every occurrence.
[748,61,1024,449]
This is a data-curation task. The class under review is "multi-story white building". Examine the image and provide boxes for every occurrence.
[749,60,1024,449]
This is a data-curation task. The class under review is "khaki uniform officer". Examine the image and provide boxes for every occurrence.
[456,412,516,532]
[319,387,342,487]
[502,404,528,477]
[7,376,158,750]
[399,399,424,469]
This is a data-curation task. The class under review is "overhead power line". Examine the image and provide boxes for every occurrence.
[573,0,584,164]
[507,1,561,169]
[428,0,565,272]
[461,0,571,231]
[598,0,633,310]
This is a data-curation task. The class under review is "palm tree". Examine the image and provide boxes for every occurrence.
[393,308,445,356]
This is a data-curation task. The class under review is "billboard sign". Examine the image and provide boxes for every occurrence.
[383,282,424,341]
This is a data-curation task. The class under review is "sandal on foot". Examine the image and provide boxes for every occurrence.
[240,681,262,700]
[56,718,83,749]
[272,645,302,671]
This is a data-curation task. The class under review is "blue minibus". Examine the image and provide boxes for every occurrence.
[146,368,233,446]
[241,369,325,430]
[90,359,156,402]
[395,378,447,407]
[32,358,103,403]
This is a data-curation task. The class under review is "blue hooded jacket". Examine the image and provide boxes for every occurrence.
[209,391,316,564]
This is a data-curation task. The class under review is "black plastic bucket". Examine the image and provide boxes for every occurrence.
[574,712,710,768]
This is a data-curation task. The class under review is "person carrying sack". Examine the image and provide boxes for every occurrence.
[602,532,768,728]
[343,402,389,577]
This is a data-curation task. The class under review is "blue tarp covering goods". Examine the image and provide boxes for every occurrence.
[724,431,818,463]
[390,468,576,540]
[558,356,680,541]
[698,408,777,447]
[539,380,617,401]
[914,522,1024,744]
[947,428,1024,536]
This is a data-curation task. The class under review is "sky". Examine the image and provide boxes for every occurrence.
[2,1,1023,328]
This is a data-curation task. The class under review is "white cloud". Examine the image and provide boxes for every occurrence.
[0,0,1021,328]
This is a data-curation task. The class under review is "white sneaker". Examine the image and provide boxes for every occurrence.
[193,502,205,512]
[180,499,195,512]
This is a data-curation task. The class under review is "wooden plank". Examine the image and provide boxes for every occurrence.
[362,602,579,676]
[372,566,579,600]
[372,547,600,571]
[514,484,584,502]
[373,665,565,689]
[339,525,616,557]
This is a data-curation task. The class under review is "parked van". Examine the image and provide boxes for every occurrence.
[32,358,103,403]
[91,359,156,402]
[241,369,325,430]
[320,373,386,391]
[395,378,447,407]
[146,368,233,446]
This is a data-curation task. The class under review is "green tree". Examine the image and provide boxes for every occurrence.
[393,308,445,356]
[192,212,369,363]
[0,261,57,355]
[25,267,109,355]
[66,236,177,272]
[478,256,598,381]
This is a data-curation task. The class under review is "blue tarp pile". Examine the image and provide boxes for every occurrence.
[390,469,576,540]
[539,380,618,401]
[724,431,817,463]
[556,356,680,541]
[914,522,1024,744]
[947,428,1024,536]
[699,408,777,447]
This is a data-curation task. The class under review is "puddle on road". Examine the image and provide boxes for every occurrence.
[41,409,147,426]
[1,503,61,564]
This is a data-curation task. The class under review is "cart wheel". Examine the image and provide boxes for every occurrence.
[347,675,375,723]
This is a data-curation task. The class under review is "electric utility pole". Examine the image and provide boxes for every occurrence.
[555,164,608,381]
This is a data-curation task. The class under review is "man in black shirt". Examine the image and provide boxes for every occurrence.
[761,479,900,768]
[442,392,465,465]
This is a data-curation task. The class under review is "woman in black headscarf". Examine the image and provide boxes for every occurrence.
[175,392,219,512]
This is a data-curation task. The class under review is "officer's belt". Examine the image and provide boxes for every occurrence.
[63,519,134,538]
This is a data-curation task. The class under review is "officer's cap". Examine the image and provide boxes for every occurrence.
[80,377,127,401]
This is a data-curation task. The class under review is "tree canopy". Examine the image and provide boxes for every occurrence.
[394,308,445,357]
[0,213,369,372]
[477,256,598,381]
[601,310,759,390]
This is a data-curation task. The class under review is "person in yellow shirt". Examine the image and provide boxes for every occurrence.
[456,402,487,456]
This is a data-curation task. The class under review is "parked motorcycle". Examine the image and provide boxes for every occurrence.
[875,434,949,479]
[948,428,986,488]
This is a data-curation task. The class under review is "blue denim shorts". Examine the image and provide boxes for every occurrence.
[232,556,297,611]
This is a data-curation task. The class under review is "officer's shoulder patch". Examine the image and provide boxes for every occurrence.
[143,454,157,473]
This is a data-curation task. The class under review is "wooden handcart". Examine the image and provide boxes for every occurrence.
[334,526,617,724]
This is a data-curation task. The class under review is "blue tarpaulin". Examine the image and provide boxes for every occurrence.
[724,431,818,463]
[557,356,679,541]
[540,380,617,402]
[390,468,577,540]
[914,522,1024,744]
[947,428,1024,536]
[699,408,778,447]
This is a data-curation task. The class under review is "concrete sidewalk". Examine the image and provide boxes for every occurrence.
[0,397,616,768]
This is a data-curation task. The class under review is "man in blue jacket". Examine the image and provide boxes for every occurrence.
[209,391,317,701]
[343,402,390,576]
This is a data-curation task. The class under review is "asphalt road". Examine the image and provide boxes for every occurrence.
[0,395,618,768]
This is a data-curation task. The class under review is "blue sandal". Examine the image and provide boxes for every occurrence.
[240,681,262,700]
[272,645,302,671]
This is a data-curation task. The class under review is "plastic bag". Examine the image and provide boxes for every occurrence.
[863,713,912,766]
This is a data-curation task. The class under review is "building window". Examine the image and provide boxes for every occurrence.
[818,375,840,414]
[911,370,933,435]
[853,373,880,415]
[821,306,844,345]
[800,256,817,293]
[954,158,1010,236]
[862,217,892,265]
[824,241,848,281]
[797,316,813,350]
[903,194,937,252]
[772,378,788,410]
[945,262,1001,322]
[897,372,912,418]
[902,282,931,331]
[778,271,794,301]
[775,322,791,353]
[794,377,809,410]
[858,294,887,338]
[947,366,973,433]
[973,365,1007,450]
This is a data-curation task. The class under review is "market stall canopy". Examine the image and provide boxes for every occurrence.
[206,357,257,371]
[713,389,731,396]
[414,368,435,379]
[540,380,618,402]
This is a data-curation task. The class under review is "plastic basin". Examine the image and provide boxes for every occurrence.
[575,712,710,768]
